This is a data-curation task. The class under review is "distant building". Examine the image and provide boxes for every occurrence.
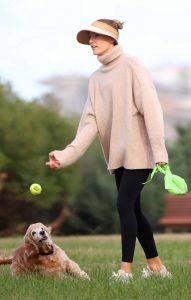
[40,75,88,116]
[152,64,191,94]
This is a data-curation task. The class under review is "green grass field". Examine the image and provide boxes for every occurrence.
[0,234,191,300]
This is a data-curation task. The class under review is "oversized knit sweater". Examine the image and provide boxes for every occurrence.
[53,45,168,173]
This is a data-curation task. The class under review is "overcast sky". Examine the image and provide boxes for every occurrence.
[0,0,191,100]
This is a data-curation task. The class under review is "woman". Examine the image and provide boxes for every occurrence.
[46,19,172,282]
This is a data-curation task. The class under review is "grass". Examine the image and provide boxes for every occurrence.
[0,234,191,300]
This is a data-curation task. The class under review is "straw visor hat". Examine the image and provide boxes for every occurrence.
[77,20,119,45]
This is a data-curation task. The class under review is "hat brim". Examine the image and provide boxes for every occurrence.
[76,26,118,45]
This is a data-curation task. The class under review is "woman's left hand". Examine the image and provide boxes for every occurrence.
[156,162,167,166]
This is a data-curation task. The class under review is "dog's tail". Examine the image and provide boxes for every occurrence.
[0,257,12,265]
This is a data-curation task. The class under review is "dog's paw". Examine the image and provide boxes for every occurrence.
[81,271,90,281]
[39,243,54,255]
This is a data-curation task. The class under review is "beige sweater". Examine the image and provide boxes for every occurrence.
[53,45,168,173]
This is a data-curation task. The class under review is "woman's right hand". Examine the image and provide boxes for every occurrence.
[46,151,61,169]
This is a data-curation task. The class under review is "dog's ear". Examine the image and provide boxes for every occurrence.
[46,226,52,234]
[24,235,39,258]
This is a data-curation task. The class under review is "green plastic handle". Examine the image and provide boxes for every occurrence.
[143,163,188,195]
[143,164,169,184]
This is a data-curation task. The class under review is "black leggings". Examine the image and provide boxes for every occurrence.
[115,167,158,263]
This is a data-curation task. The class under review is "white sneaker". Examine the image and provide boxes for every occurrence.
[110,269,133,283]
[142,265,172,279]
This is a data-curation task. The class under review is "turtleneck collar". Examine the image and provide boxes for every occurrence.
[97,45,123,66]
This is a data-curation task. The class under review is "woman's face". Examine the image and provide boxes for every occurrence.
[89,32,115,56]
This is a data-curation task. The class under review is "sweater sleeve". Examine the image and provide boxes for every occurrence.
[132,60,168,164]
[53,94,98,168]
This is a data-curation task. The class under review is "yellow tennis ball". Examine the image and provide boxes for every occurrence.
[30,183,42,195]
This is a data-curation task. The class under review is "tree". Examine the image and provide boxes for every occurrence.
[168,124,191,184]
[0,81,80,233]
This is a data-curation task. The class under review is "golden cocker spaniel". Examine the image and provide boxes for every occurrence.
[0,222,89,279]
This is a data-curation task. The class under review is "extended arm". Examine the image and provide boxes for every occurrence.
[46,94,98,168]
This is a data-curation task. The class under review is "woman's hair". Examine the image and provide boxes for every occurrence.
[96,19,124,45]
[97,19,124,31]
